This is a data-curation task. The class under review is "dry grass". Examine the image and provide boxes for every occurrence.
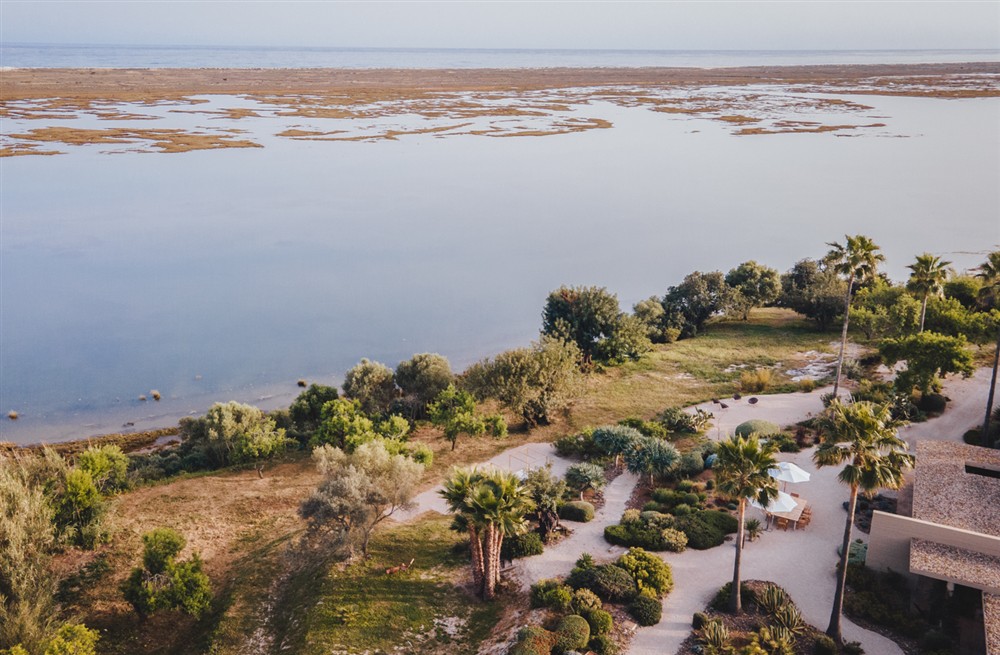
[6,126,262,153]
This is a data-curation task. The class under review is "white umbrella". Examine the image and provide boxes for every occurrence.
[749,489,798,514]
[768,462,811,485]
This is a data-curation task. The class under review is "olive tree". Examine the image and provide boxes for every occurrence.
[779,259,847,331]
[428,385,506,451]
[342,358,397,415]
[662,271,733,337]
[201,401,289,474]
[879,331,975,394]
[464,337,582,426]
[289,384,339,441]
[299,440,423,559]
[542,285,621,362]
[395,353,454,416]
[726,261,781,321]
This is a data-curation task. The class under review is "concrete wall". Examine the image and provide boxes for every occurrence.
[868,510,1000,581]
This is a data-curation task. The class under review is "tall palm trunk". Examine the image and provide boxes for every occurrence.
[730,500,747,614]
[919,295,928,333]
[833,275,854,397]
[492,531,504,594]
[828,485,858,643]
[983,324,1000,446]
[482,523,498,600]
[468,524,484,592]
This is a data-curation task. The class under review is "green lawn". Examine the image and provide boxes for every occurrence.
[279,515,501,655]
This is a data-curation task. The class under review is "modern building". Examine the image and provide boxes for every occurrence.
[867,440,1000,655]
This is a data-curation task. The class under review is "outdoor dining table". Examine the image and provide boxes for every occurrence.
[768,497,808,529]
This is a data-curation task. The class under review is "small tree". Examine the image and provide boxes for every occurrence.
[202,401,288,475]
[289,384,339,440]
[779,259,847,331]
[592,425,643,468]
[814,400,913,643]
[342,358,397,415]
[299,440,423,559]
[714,435,778,614]
[523,465,567,542]
[633,296,668,342]
[395,353,454,416]
[879,331,975,394]
[542,286,621,363]
[428,385,506,451]
[464,337,582,426]
[726,261,781,321]
[662,271,733,337]
[565,463,606,500]
[596,314,652,364]
[624,437,679,485]
[122,528,211,620]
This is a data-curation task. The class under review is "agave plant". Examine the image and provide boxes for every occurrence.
[698,619,730,648]
[773,603,805,635]
[756,584,789,616]
[752,625,796,655]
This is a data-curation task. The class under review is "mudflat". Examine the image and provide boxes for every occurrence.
[3,63,1000,100]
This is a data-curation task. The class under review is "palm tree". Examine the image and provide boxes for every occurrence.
[440,467,532,599]
[813,400,913,643]
[977,251,1000,443]
[714,434,779,614]
[825,235,885,397]
[906,253,951,332]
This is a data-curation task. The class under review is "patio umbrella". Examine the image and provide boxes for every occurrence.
[768,462,811,485]
[749,489,798,514]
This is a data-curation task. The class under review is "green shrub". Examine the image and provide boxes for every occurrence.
[571,588,602,614]
[502,532,544,560]
[798,379,817,393]
[773,603,805,634]
[674,514,726,550]
[559,501,596,523]
[617,547,673,597]
[734,419,780,438]
[678,452,705,477]
[918,393,947,414]
[843,641,865,655]
[554,430,601,459]
[619,417,669,439]
[767,433,801,453]
[554,614,590,654]
[530,579,573,611]
[700,510,738,534]
[651,488,682,506]
[585,608,613,636]
[510,625,556,655]
[676,480,695,492]
[964,428,983,445]
[588,634,618,655]
[671,503,692,516]
[628,594,662,626]
[813,634,837,655]
[661,527,688,552]
[571,564,638,603]
[658,407,711,433]
[692,611,708,629]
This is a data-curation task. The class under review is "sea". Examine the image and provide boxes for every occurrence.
[3,43,1000,69]
[1,45,999,444]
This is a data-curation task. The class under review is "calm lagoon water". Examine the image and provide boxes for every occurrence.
[1,90,998,443]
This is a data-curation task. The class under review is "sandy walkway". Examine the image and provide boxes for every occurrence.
[900,367,994,446]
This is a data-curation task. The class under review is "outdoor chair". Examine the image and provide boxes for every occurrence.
[790,492,800,498]
[798,515,811,527]
[775,517,790,531]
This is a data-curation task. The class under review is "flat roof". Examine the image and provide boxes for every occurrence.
[912,441,1000,537]
[910,539,1000,595]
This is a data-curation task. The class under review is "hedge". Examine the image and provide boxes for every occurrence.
[559,501,596,523]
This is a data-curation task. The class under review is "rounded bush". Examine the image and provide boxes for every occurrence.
[813,634,837,655]
[585,608,613,636]
[918,393,947,414]
[676,480,695,492]
[559,501,596,523]
[589,634,618,655]
[734,419,780,438]
[628,595,663,626]
[589,564,638,602]
[642,501,663,513]
[621,508,642,524]
[700,510,739,534]
[572,588,602,614]
[704,453,718,469]
[682,492,701,506]
[530,579,573,611]
[512,625,557,655]
[692,611,708,629]
[674,514,726,550]
[554,614,591,654]
[670,503,692,516]
[617,547,673,597]
[661,527,688,552]
[503,532,544,560]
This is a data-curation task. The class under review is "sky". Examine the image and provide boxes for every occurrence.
[1,1,998,51]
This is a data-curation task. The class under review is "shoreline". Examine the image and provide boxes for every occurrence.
[3,62,1000,100]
